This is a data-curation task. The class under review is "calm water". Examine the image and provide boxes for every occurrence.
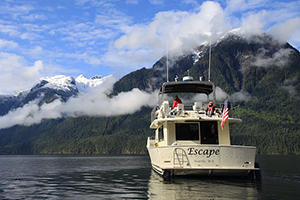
[0,154,299,200]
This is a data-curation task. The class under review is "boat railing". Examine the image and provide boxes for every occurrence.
[147,136,156,148]
[151,101,241,122]
[151,106,159,122]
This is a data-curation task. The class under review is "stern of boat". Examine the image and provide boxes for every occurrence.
[147,144,260,177]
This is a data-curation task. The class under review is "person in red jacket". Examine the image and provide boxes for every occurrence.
[172,95,182,109]
[206,101,215,117]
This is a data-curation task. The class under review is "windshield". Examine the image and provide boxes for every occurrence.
[159,92,212,108]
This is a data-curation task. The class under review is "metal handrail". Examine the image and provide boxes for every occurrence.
[174,148,190,167]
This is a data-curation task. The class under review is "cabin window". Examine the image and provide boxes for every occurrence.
[176,123,199,140]
[158,126,164,141]
[200,121,218,144]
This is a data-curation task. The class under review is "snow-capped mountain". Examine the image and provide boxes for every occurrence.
[37,74,106,93]
[0,74,109,116]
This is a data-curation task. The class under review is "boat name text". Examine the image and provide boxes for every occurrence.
[187,148,220,158]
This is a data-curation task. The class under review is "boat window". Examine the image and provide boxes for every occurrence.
[163,93,207,108]
[176,123,199,140]
[200,121,218,144]
[158,126,164,141]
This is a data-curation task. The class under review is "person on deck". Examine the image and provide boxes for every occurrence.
[171,95,182,115]
[172,95,182,109]
[206,101,215,117]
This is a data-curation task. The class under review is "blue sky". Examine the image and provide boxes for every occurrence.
[0,0,300,94]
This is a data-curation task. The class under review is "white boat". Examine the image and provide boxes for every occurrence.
[146,76,261,180]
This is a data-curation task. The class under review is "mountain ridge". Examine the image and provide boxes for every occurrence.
[0,32,299,154]
[0,74,108,116]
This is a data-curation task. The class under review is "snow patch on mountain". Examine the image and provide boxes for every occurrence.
[192,49,205,64]
[75,75,107,93]
[38,74,108,93]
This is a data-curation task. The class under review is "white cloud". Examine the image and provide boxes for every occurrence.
[0,98,64,129]
[0,0,299,95]
[0,75,256,130]
[239,10,267,36]
[0,52,71,94]
[253,48,293,68]
[215,87,229,101]
[0,52,25,71]
[62,87,158,117]
[24,60,43,77]
[282,76,299,97]
[268,17,300,44]
[0,39,19,49]
[22,14,47,21]
[99,0,300,72]
[0,4,34,20]
[0,24,20,37]
[224,0,300,48]
[207,87,252,103]
[0,75,158,129]
[0,53,43,93]
[20,32,42,40]
[229,91,252,102]
[149,0,164,5]
[104,1,231,69]
[226,0,267,13]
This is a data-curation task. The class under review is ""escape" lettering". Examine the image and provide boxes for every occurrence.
[187,148,220,158]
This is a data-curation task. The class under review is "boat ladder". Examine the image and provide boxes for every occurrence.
[174,148,190,168]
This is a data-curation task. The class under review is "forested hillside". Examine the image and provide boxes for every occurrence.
[0,33,299,155]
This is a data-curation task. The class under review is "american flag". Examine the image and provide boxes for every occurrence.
[221,98,229,130]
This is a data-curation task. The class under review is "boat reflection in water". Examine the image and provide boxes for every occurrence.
[147,171,261,200]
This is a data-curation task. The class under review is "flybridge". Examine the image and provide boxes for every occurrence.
[159,81,214,95]
[158,76,216,105]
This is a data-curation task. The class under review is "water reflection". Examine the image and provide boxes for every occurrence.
[1,167,261,200]
[1,155,299,199]
[1,169,150,199]
[0,155,151,199]
[147,172,261,200]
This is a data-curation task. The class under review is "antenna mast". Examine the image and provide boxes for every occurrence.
[208,39,211,82]
[166,41,169,82]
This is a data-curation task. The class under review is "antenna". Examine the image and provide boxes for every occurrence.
[208,39,211,82]
[166,41,169,82]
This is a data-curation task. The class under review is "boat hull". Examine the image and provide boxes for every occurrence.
[147,143,259,177]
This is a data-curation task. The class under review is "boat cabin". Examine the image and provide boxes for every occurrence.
[150,79,241,148]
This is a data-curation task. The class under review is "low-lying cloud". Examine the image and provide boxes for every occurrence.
[253,48,293,68]
[282,76,299,97]
[215,87,252,103]
[0,77,158,130]
[0,79,254,130]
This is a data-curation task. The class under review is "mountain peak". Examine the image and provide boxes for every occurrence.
[34,74,106,93]
[91,75,102,80]
[40,75,76,92]
[75,74,105,93]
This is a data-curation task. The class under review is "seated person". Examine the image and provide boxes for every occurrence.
[172,95,182,109]
[171,95,182,115]
[206,101,215,117]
